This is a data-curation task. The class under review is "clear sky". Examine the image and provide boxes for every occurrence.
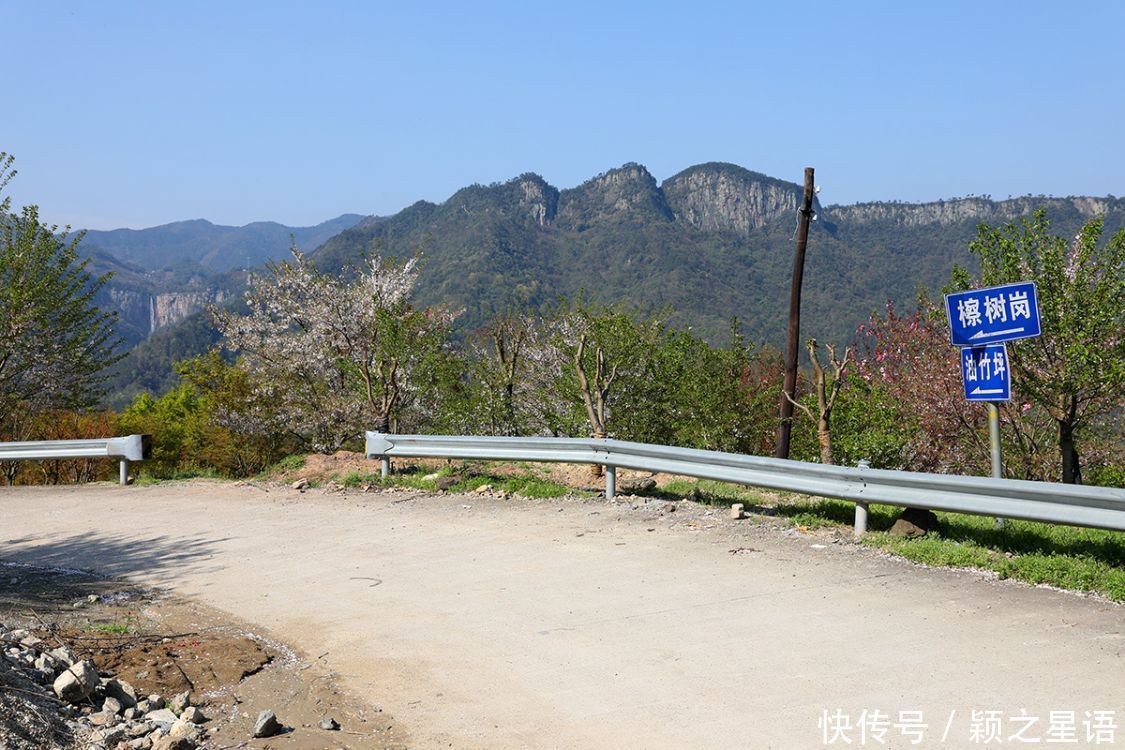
[5,0,1123,229]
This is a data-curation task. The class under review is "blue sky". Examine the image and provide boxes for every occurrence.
[5,1,1123,229]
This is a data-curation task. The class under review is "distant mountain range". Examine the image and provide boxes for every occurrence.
[87,162,1125,407]
[84,214,364,273]
[79,215,363,349]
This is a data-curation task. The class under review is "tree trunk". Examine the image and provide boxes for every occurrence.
[504,382,516,435]
[590,428,606,479]
[1058,419,1081,484]
[817,419,833,465]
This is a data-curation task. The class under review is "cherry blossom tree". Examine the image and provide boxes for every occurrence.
[856,301,990,474]
[213,250,454,452]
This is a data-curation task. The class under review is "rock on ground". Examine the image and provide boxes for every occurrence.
[890,507,940,537]
[169,690,190,715]
[253,709,283,738]
[152,736,196,750]
[180,705,205,723]
[52,659,99,702]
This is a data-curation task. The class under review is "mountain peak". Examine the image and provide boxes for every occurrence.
[441,173,559,227]
[594,162,657,187]
[663,163,804,234]
[556,162,671,229]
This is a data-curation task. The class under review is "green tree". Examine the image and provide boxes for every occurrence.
[553,299,666,442]
[952,210,1125,483]
[784,339,853,464]
[0,152,120,434]
[118,386,210,477]
[457,309,541,436]
[119,352,298,477]
[810,373,915,470]
[539,302,782,454]
[643,321,780,455]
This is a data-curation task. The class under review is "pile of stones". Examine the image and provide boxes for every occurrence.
[1,624,209,750]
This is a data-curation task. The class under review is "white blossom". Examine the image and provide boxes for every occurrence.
[213,250,450,452]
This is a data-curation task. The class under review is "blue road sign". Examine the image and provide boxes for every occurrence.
[945,281,1041,346]
[962,344,1011,401]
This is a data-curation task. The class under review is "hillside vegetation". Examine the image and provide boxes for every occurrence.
[313,162,1124,346]
[93,162,1125,406]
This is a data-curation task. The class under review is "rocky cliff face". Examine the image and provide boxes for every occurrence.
[438,174,559,229]
[663,163,805,233]
[103,286,224,344]
[102,287,152,344]
[149,290,225,332]
[515,174,559,227]
[827,196,1121,227]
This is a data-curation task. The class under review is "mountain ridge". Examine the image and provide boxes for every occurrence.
[310,162,1123,346]
[82,213,365,273]
[91,162,1125,406]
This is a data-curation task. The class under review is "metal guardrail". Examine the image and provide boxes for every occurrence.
[366,432,1125,534]
[0,435,151,485]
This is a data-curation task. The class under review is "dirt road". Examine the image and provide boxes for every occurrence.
[1,482,1121,749]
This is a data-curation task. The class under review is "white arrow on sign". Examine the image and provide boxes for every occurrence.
[970,327,1025,340]
[970,387,1006,396]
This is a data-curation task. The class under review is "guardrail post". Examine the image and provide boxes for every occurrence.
[605,465,616,500]
[119,459,129,486]
[854,502,868,537]
[854,459,870,537]
[381,456,390,478]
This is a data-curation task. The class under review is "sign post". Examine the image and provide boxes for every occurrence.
[987,403,1003,526]
[946,283,1042,529]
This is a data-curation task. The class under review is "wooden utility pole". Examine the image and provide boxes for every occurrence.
[774,167,815,459]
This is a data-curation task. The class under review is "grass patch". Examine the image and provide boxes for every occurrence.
[638,479,877,528]
[753,494,1125,602]
[773,499,900,530]
[337,471,385,489]
[452,473,576,498]
[252,453,308,480]
[87,621,131,634]
[640,476,1125,601]
[334,465,582,499]
[265,454,306,475]
[134,467,222,485]
[640,478,773,505]
[862,515,1125,601]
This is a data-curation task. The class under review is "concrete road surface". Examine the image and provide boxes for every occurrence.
[1,482,1121,749]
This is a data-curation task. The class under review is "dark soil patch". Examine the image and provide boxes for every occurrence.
[63,629,273,697]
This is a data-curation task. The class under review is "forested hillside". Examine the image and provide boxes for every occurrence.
[313,162,1123,346]
[96,161,1125,405]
